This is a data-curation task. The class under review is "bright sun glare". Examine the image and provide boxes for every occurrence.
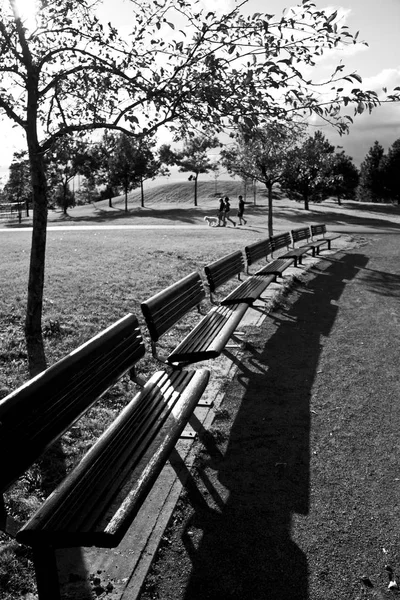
[14,0,37,24]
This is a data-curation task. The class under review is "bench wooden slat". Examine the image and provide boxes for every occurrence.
[220,273,276,306]
[0,314,145,493]
[311,223,341,250]
[141,272,205,342]
[270,232,311,264]
[167,303,248,365]
[16,368,210,548]
[245,236,297,274]
[204,251,244,292]
[205,250,276,306]
[245,239,270,267]
[291,226,322,257]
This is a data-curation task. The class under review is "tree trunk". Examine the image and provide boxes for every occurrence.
[266,182,273,237]
[125,186,128,212]
[304,193,309,211]
[25,148,48,376]
[194,175,198,207]
[140,178,144,207]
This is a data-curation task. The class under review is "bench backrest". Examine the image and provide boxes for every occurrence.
[311,224,327,237]
[204,251,245,293]
[244,239,273,267]
[141,271,205,342]
[0,313,145,492]
[291,226,311,244]
[270,232,292,253]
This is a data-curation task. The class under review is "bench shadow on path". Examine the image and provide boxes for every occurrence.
[180,250,369,600]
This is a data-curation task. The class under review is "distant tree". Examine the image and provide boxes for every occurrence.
[356,141,386,203]
[326,151,359,205]
[3,151,32,214]
[221,123,304,235]
[282,131,336,210]
[383,138,400,204]
[94,132,119,208]
[109,135,142,212]
[160,136,219,206]
[132,139,169,208]
[45,137,92,214]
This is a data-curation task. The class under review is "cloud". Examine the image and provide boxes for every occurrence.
[199,0,235,15]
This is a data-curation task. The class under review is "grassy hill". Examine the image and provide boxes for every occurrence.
[107,180,264,208]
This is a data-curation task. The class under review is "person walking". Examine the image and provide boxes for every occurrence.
[237,195,247,225]
[217,197,225,227]
[223,196,236,227]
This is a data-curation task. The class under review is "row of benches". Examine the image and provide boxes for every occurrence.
[0,223,339,599]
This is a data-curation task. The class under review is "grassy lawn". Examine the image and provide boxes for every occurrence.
[1,187,399,598]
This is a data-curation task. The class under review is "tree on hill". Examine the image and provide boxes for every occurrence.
[221,123,304,235]
[159,136,219,206]
[282,131,336,210]
[356,141,387,203]
[0,0,390,375]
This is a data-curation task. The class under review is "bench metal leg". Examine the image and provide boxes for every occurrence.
[33,545,61,600]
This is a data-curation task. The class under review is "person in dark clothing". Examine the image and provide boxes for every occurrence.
[237,195,247,225]
[217,197,225,226]
[223,196,236,227]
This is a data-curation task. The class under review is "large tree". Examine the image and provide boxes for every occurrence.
[326,151,359,205]
[356,141,387,203]
[282,131,336,210]
[0,0,392,374]
[221,123,304,235]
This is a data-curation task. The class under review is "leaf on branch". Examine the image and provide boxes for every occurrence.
[351,73,362,83]
[326,10,337,24]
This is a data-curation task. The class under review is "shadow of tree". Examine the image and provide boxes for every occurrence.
[180,250,368,600]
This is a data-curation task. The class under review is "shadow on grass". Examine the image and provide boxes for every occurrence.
[180,250,368,600]
[271,201,400,232]
[49,206,206,225]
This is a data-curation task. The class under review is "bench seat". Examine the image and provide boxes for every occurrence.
[204,250,275,307]
[219,273,276,306]
[291,226,324,256]
[245,238,296,275]
[16,367,209,549]
[270,232,311,265]
[167,302,248,364]
[141,272,249,368]
[311,223,341,250]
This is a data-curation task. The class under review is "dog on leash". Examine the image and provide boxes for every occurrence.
[204,216,219,227]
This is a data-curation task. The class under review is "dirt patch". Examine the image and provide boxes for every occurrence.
[138,234,400,600]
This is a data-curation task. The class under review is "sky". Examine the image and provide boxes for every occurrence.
[0,0,399,185]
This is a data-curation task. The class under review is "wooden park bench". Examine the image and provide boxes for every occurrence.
[270,231,313,265]
[204,250,276,306]
[0,314,209,600]
[141,271,249,367]
[290,225,328,256]
[310,223,341,250]
[244,238,297,277]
